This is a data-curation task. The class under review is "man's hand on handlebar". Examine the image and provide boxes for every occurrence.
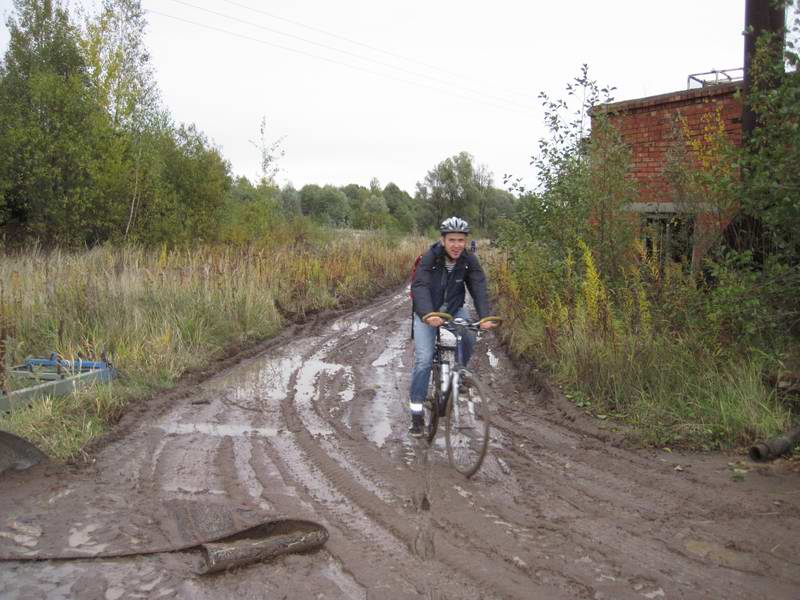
[424,316,446,328]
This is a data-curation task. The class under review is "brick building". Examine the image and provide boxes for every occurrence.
[596,80,743,268]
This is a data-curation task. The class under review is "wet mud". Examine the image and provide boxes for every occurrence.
[1,288,799,599]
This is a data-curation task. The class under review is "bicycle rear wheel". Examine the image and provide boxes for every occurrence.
[445,370,490,478]
[423,362,441,444]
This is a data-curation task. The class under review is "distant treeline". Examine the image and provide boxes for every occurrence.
[0,0,515,247]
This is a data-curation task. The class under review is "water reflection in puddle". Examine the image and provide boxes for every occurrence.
[257,356,304,401]
[291,347,395,502]
[294,357,354,437]
[365,328,406,447]
[338,370,355,403]
[207,337,319,391]
[330,319,374,335]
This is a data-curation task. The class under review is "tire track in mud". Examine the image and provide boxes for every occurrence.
[486,407,800,591]
[479,415,798,597]
[218,313,439,597]
[3,287,800,599]
[252,298,543,598]
[264,294,588,598]
[259,290,799,599]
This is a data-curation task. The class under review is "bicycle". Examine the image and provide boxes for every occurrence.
[421,312,501,478]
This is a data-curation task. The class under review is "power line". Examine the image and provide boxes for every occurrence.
[218,0,534,102]
[162,0,533,111]
[145,9,535,116]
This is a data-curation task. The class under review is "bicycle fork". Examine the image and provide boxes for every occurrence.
[449,369,461,421]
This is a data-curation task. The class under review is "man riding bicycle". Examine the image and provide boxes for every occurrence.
[408,216,497,438]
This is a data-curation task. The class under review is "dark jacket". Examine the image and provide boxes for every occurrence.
[411,241,491,320]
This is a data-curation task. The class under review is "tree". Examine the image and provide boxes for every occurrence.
[505,66,620,264]
[383,182,415,231]
[0,0,239,247]
[358,193,390,229]
[81,0,161,240]
[82,0,157,130]
[483,187,516,234]
[583,116,638,277]
[414,152,519,234]
[250,116,285,186]
[340,183,370,220]
[217,175,284,244]
[135,124,230,244]
[299,184,350,226]
[279,183,301,215]
[416,151,479,226]
[369,177,381,195]
[740,5,800,261]
[0,0,114,244]
[731,3,800,335]
[473,163,493,230]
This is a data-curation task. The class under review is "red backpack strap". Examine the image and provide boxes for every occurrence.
[408,254,423,298]
[409,254,423,338]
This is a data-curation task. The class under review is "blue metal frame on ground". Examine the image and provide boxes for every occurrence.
[1,354,117,413]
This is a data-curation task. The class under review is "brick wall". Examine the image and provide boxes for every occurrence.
[597,82,743,207]
[594,83,743,269]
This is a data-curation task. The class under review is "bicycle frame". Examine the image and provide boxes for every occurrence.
[434,318,478,409]
[425,316,494,477]
[419,309,501,473]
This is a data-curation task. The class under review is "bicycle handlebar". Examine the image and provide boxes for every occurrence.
[442,316,502,332]
[422,312,502,331]
[423,312,453,322]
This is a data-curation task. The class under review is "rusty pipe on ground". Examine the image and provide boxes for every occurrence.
[195,520,329,575]
[749,427,800,462]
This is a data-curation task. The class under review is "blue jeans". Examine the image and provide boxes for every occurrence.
[409,307,474,414]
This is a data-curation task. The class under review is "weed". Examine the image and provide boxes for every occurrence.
[0,233,423,458]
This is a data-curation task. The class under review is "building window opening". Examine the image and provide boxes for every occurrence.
[641,214,695,266]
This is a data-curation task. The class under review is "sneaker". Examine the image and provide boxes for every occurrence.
[409,413,425,438]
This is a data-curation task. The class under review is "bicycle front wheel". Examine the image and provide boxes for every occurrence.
[445,370,490,478]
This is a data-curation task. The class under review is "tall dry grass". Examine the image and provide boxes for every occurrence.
[487,242,793,449]
[0,233,423,458]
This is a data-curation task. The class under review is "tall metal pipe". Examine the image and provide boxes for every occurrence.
[727,1,787,256]
[742,0,786,138]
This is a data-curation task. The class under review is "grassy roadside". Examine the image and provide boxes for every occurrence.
[0,232,423,460]
[483,245,793,450]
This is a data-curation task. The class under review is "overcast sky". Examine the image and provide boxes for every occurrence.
[1,1,754,194]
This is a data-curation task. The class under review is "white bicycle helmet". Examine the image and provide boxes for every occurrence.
[439,216,470,234]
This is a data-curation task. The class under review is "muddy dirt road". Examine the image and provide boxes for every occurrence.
[2,289,799,599]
